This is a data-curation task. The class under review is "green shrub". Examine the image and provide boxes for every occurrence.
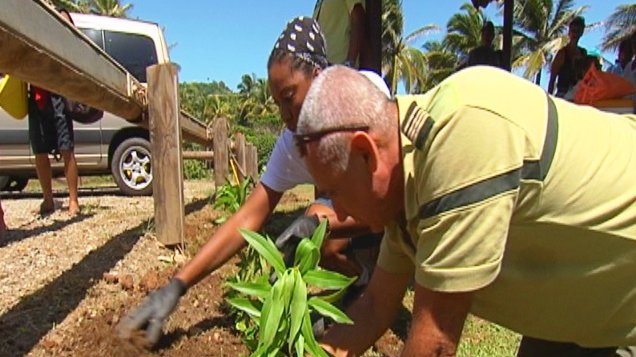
[183,159,210,180]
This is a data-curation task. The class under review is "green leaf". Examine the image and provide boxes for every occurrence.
[304,269,356,290]
[317,288,348,304]
[288,269,307,346]
[294,333,305,357]
[308,297,354,325]
[226,281,271,299]
[239,229,286,275]
[294,239,320,274]
[226,297,261,319]
[300,309,330,357]
[311,220,329,250]
[259,275,285,349]
[277,270,295,316]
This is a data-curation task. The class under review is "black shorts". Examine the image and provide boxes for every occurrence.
[28,94,74,155]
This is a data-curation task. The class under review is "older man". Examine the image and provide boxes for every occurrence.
[295,65,636,356]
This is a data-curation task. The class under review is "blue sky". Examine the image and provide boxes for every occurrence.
[130,0,624,90]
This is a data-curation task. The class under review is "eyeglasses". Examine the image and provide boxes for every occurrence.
[293,124,369,156]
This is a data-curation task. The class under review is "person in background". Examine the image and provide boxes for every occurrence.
[116,17,390,347]
[313,0,366,68]
[466,20,503,68]
[28,8,80,216]
[0,198,6,241]
[608,38,634,75]
[622,32,636,86]
[295,65,636,357]
[548,16,587,97]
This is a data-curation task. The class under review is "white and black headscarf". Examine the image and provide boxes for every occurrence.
[272,16,329,69]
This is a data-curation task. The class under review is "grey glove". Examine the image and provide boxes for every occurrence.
[275,215,320,266]
[116,277,186,346]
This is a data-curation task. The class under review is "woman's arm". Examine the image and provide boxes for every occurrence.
[175,183,283,287]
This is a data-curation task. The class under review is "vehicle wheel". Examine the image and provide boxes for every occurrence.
[0,176,28,192]
[111,137,153,196]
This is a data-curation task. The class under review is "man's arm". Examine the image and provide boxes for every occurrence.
[346,3,366,67]
[321,266,411,356]
[175,182,283,287]
[401,284,473,357]
[548,49,565,95]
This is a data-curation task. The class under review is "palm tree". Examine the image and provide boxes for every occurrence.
[49,0,132,17]
[443,3,487,62]
[89,0,132,18]
[602,4,636,51]
[49,0,90,12]
[421,41,459,90]
[511,0,587,84]
[235,74,277,124]
[382,0,438,94]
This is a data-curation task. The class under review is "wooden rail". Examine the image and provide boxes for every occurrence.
[1,0,259,246]
[0,0,211,146]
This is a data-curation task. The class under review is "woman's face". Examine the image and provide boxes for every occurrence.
[268,56,319,132]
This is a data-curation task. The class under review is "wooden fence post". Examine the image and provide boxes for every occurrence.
[213,117,229,187]
[147,63,184,247]
[246,143,259,183]
[235,133,247,182]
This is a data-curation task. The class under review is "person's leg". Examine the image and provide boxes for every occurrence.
[0,197,7,237]
[34,153,55,214]
[60,150,79,215]
[517,336,618,357]
[52,100,79,215]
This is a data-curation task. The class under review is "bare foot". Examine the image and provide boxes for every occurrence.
[68,201,80,216]
[39,200,56,216]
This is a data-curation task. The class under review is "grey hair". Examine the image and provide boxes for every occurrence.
[297,65,393,173]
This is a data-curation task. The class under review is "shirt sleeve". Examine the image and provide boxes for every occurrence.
[411,105,527,292]
[260,130,314,193]
[377,222,416,275]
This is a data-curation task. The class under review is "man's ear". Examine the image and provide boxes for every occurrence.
[312,67,322,79]
[350,132,378,173]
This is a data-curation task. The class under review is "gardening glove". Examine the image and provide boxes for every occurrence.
[116,277,187,346]
[274,214,320,267]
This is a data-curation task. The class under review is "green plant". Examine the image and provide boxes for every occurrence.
[226,221,355,356]
[212,177,252,223]
[183,159,210,180]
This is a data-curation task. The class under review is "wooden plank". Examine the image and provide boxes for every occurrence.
[362,0,382,73]
[183,151,214,160]
[213,117,229,187]
[0,0,143,119]
[179,110,212,146]
[147,63,184,247]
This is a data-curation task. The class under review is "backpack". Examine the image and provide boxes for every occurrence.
[64,98,104,124]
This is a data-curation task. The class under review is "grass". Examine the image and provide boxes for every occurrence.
[401,288,520,356]
[459,315,520,356]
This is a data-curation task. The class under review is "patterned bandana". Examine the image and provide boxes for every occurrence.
[273,16,329,69]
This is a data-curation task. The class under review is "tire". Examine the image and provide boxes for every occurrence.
[111,137,153,196]
[0,176,28,192]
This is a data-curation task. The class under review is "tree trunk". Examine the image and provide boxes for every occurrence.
[534,68,542,85]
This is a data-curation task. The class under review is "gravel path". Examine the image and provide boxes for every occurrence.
[0,181,215,356]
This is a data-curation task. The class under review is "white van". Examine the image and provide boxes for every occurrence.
[0,13,170,195]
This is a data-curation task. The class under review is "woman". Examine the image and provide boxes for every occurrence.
[117,16,390,346]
